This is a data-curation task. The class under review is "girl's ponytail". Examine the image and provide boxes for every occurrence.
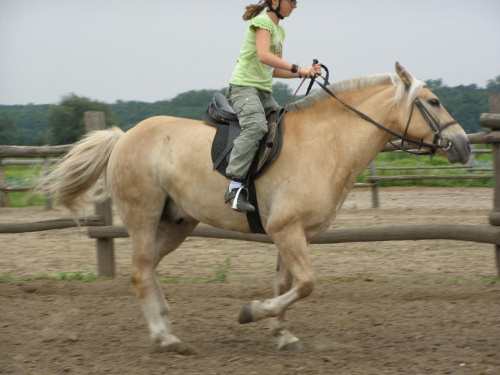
[242,1,270,21]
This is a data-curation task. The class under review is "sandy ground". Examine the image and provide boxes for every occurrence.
[0,187,499,374]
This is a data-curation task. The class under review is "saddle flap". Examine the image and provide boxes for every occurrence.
[253,109,284,175]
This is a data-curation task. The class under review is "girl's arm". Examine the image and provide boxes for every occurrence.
[255,28,320,79]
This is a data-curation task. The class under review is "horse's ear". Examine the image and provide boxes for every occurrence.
[395,62,413,88]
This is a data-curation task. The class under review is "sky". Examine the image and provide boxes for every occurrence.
[0,0,499,105]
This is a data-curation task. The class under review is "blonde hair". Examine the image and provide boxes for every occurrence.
[243,1,271,21]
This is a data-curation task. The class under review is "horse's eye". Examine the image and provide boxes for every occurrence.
[429,98,440,106]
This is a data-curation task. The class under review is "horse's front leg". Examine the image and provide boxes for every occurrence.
[239,228,314,350]
[268,253,302,350]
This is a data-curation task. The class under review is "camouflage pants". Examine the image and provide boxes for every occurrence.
[225,85,280,180]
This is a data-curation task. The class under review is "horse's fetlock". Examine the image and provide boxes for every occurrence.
[269,318,286,337]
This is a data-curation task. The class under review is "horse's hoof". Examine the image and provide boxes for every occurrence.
[238,304,253,324]
[277,334,302,351]
[153,341,197,356]
[152,334,197,355]
[279,340,302,351]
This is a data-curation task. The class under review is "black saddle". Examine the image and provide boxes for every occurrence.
[203,92,286,234]
[203,92,285,181]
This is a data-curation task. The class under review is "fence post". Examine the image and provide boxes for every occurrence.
[368,161,379,208]
[484,94,500,276]
[84,111,115,277]
[43,157,53,210]
[0,159,8,207]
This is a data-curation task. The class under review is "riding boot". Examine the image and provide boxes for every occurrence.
[224,185,255,213]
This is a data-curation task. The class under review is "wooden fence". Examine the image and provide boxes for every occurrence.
[1,101,500,277]
[0,158,60,208]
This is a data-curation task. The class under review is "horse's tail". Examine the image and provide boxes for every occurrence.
[35,126,124,214]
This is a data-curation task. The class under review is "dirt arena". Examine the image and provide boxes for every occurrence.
[1,187,499,374]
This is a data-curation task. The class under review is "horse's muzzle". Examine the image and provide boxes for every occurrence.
[443,133,471,164]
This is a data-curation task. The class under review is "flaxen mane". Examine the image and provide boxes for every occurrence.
[289,73,425,113]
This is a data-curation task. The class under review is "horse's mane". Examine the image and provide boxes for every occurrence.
[288,73,425,113]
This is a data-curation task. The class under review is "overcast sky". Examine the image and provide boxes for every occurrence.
[1,0,499,105]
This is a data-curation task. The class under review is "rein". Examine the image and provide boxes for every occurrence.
[303,64,456,158]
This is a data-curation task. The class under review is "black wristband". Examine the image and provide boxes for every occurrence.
[291,64,299,74]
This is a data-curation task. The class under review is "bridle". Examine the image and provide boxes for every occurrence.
[301,62,457,158]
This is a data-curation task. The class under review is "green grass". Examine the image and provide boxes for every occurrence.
[0,271,99,282]
[0,257,232,284]
[158,257,232,284]
[1,163,47,207]
[0,258,231,284]
[357,151,493,188]
[326,277,500,286]
[4,192,47,207]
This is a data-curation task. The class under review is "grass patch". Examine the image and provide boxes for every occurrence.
[2,163,47,207]
[0,271,103,282]
[357,151,493,188]
[324,277,500,286]
[4,192,47,207]
[205,257,231,282]
[158,257,231,284]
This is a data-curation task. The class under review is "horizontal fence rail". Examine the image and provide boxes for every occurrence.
[87,224,500,246]
[0,216,104,234]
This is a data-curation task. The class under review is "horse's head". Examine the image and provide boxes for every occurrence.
[394,62,471,164]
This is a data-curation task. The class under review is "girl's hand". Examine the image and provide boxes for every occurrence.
[313,62,322,76]
[298,63,322,78]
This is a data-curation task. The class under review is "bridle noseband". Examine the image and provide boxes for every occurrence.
[410,98,456,156]
[305,63,456,158]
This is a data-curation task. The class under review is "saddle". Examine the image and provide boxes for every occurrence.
[203,92,285,234]
[203,92,285,180]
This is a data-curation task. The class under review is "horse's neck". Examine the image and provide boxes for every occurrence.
[285,86,395,182]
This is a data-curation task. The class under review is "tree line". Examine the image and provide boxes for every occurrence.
[0,78,499,146]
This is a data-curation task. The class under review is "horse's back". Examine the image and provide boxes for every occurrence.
[110,116,215,166]
[121,115,213,146]
[107,115,233,225]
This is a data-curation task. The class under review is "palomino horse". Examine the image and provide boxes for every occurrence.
[38,63,470,352]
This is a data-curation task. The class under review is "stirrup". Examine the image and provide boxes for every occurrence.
[225,186,255,213]
[231,186,244,210]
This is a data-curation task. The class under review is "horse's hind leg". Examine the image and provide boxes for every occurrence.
[269,254,301,350]
[129,213,198,353]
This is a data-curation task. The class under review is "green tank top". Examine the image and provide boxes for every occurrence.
[229,12,286,93]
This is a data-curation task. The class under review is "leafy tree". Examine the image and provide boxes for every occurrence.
[425,79,444,91]
[0,104,50,145]
[486,76,500,93]
[48,94,117,145]
[425,80,495,134]
[0,113,18,145]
